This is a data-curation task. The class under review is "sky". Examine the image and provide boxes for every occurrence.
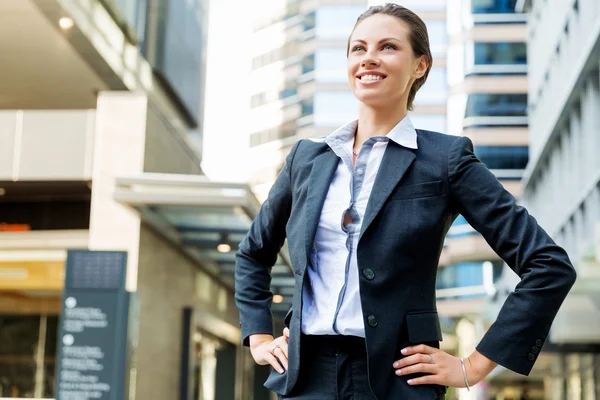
[201,0,254,183]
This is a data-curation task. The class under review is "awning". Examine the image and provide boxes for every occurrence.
[114,173,294,314]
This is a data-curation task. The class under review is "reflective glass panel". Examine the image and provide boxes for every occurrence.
[474,42,527,65]
[474,146,529,169]
[472,0,518,13]
[465,94,527,117]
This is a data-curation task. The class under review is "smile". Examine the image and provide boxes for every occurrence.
[359,75,385,81]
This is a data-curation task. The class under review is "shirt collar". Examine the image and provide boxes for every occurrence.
[324,115,418,152]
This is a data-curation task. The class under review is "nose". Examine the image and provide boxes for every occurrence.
[361,57,380,68]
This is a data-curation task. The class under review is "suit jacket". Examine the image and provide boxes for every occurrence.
[234,130,576,399]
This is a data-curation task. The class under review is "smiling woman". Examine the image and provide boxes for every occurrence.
[346,7,432,112]
[235,3,576,400]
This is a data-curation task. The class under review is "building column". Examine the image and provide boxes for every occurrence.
[88,91,148,292]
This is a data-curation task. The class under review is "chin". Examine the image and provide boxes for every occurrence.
[354,93,392,108]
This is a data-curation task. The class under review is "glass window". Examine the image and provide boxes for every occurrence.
[144,0,207,126]
[414,67,447,105]
[313,91,359,126]
[0,316,40,397]
[315,6,364,39]
[472,0,518,13]
[474,42,527,65]
[437,262,484,290]
[465,94,527,117]
[447,214,477,238]
[104,0,147,41]
[474,146,529,169]
[409,114,446,133]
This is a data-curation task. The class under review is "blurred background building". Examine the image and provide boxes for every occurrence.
[0,0,290,399]
[0,0,597,399]
[518,0,600,398]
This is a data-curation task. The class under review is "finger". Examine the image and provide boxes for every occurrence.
[273,347,288,370]
[276,338,289,358]
[393,353,431,369]
[283,327,290,338]
[264,351,285,374]
[407,375,439,385]
[401,344,436,356]
[395,362,437,376]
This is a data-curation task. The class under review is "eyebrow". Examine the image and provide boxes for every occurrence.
[351,37,402,45]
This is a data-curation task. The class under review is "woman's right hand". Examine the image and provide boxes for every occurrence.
[249,332,289,374]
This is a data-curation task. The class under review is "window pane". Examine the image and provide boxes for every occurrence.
[437,262,484,289]
[474,42,527,65]
[465,94,527,117]
[0,316,39,397]
[474,146,529,169]
[472,0,518,13]
[146,0,207,125]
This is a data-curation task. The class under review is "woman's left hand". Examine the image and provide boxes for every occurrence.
[392,345,487,388]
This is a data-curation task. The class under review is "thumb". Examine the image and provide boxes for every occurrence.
[283,327,290,338]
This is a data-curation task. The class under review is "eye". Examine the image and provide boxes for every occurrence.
[381,43,397,50]
[351,45,366,52]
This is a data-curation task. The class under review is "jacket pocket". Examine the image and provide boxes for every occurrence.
[389,180,443,200]
[405,311,443,344]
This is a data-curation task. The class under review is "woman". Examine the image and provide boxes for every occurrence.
[235,3,576,399]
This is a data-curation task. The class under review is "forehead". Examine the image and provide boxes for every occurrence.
[350,14,411,41]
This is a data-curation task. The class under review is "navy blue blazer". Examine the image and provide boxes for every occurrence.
[235,130,576,399]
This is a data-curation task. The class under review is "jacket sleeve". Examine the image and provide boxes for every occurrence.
[235,140,302,346]
[447,135,576,375]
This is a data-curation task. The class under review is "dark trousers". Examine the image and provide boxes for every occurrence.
[280,334,378,400]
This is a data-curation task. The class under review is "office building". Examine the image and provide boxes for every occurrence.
[0,1,286,398]
[518,0,600,398]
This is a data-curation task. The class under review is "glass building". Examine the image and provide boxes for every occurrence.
[0,1,282,399]
[519,0,600,398]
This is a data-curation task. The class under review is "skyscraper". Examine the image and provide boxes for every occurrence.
[519,0,600,398]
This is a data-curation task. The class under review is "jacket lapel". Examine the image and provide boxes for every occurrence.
[360,141,416,240]
[304,148,339,260]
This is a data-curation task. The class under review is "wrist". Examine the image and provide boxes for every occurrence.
[249,333,274,350]
[466,351,497,385]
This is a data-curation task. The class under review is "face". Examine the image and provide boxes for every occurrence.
[347,14,428,108]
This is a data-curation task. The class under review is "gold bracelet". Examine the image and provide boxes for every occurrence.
[460,357,470,391]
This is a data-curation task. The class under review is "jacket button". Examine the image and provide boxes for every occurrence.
[528,353,535,361]
[536,339,543,347]
[362,268,375,280]
[367,314,378,327]
[532,346,540,354]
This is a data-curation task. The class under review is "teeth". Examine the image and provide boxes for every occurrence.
[361,75,384,81]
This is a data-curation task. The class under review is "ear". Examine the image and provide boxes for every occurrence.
[413,55,428,80]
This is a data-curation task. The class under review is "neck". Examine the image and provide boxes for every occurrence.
[354,102,408,149]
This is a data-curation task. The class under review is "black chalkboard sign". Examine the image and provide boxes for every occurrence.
[55,250,130,400]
